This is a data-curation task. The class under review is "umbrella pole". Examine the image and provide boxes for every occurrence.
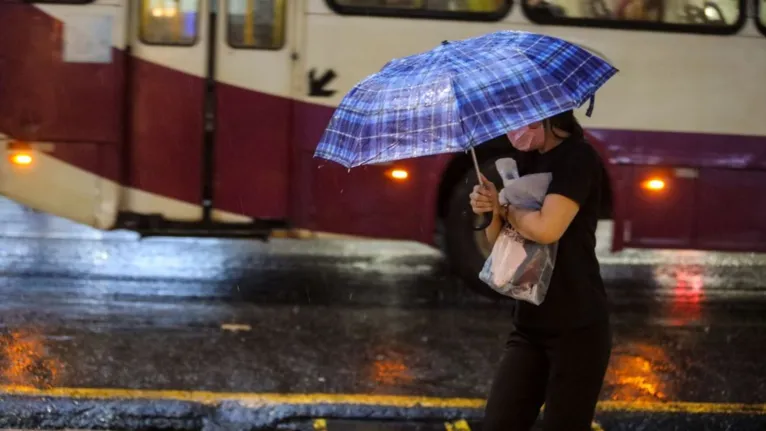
[470,147,492,231]
[470,147,483,184]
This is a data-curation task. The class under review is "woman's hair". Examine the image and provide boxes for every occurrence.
[544,110,584,140]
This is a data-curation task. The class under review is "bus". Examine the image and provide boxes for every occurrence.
[1,0,765,291]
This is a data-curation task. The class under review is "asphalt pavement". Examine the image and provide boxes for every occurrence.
[0,199,764,430]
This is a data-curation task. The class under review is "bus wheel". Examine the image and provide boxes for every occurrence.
[444,163,508,300]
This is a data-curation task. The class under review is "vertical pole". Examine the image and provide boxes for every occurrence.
[272,0,284,47]
[201,0,218,223]
[140,0,151,41]
[244,0,255,45]
[171,0,182,41]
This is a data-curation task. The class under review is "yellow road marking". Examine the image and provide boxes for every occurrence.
[313,418,328,430]
[220,323,252,332]
[0,385,764,415]
[592,420,605,431]
[445,419,472,430]
[0,385,482,408]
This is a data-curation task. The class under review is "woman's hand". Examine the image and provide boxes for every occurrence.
[469,174,501,215]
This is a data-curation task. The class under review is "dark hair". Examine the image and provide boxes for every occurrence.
[544,110,584,141]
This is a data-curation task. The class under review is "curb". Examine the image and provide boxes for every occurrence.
[1,386,765,430]
[0,388,484,431]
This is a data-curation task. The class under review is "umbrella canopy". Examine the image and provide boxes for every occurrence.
[314,30,618,169]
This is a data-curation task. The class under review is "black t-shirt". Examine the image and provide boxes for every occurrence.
[511,136,609,329]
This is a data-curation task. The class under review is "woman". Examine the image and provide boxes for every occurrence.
[469,110,611,431]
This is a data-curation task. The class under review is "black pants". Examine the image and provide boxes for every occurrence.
[483,320,612,431]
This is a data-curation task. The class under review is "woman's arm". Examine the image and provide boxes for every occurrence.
[503,194,580,244]
[484,210,505,246]
[505,140,602,244]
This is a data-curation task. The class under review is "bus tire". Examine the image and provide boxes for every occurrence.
[444,161,509,301]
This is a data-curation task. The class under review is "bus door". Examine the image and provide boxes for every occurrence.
[126,0,292,228]
[126,0,210,223]
[212,0,293,222]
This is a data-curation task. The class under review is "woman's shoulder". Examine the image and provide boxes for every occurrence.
[562,137,603,167]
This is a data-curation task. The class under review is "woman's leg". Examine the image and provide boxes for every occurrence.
[541,321,612,431]
[483,327,550,431]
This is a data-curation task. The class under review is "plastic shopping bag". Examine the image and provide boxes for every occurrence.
[478,158,558,305]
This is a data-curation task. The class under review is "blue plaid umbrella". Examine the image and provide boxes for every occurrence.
[314,30,617,172]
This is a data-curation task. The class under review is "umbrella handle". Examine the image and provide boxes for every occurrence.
[470,148,493,231]
[473,213,493,231]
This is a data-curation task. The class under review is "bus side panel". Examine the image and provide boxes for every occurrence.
[214,84,291,220]
[310,159,433,242]
[595,129,766,251]
[291,101,439,243]
[288,102,331,229]
[605,164,633,252]
[0,2,120,144]
[629,165,697,248]
[696,169,766,251]
[584,131,629,252]
[0,143,112,227]
[0,1,123,229]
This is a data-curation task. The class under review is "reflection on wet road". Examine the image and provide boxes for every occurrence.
[0,199,764,429]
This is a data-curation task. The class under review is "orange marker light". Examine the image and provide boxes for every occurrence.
[642,178,665,191]
[387,168,409,181]
[9,153,33,166]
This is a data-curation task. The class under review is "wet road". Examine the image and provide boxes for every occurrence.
[0,199,764,430]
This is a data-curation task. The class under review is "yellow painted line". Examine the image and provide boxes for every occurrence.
[597,401,766,414]
[0,385,483,409]
[0,386,764,415]
[313,418,328,431]
[445,419,471,430]
[592,420,605,431]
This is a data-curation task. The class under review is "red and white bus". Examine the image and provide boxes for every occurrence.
[1,0,765,287]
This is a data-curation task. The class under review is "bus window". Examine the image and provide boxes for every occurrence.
[524,0,742,31]
[228,0,286,49]
[140,0,200,46]
[330,0,509,14]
